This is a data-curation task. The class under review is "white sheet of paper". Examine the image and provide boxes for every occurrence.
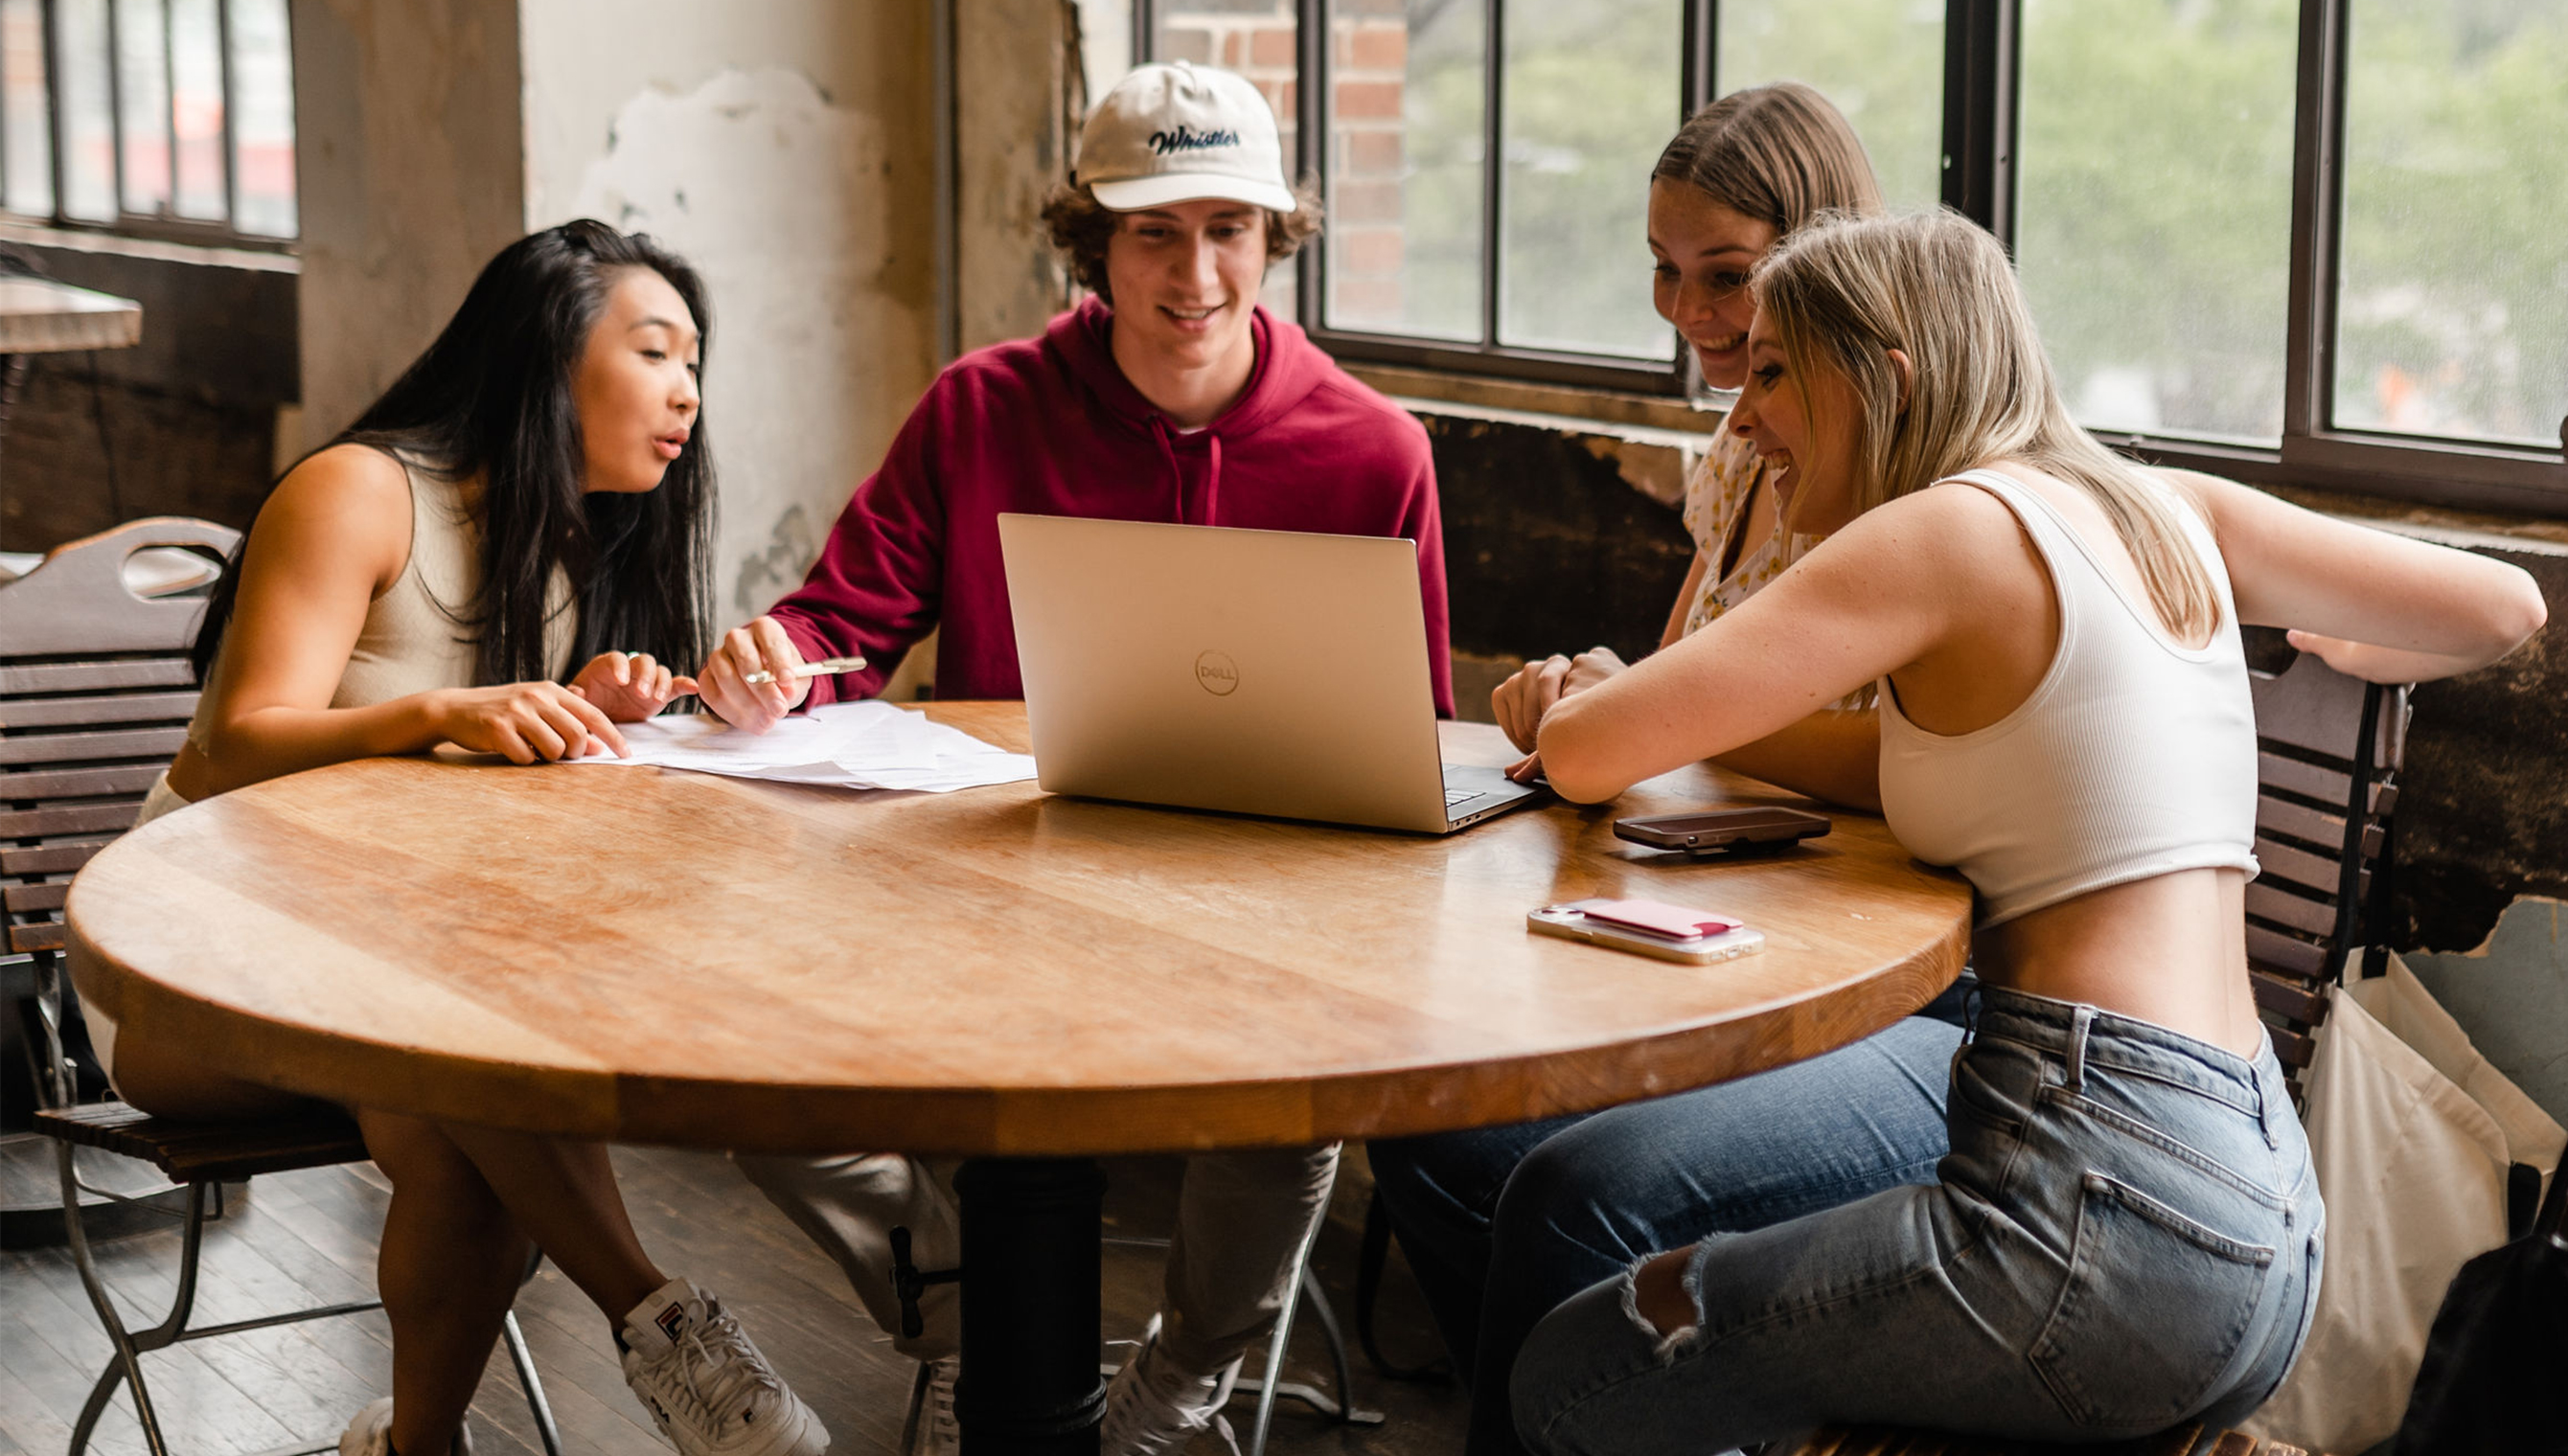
[566,699,1035,793]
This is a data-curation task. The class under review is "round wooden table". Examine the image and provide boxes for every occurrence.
[69,702,1969,1453]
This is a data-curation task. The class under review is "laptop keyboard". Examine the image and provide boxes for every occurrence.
[1445,787,1479,807]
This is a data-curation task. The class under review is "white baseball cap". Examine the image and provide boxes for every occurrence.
[1075,60,1297,214]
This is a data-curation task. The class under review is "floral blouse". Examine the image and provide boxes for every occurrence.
[1678,425,1820,639]
[1678,426,1868,711]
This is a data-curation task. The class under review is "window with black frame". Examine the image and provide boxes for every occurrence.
[0,0,296,246]
[1134,0,2568,513]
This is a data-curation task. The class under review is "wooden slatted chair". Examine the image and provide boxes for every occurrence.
[4,520,562,1456]
[2239,648,2409,1098]
[3,517,230,1102]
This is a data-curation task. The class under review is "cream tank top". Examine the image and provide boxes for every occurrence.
[1876,468,2259,928]
[161,451,576,795]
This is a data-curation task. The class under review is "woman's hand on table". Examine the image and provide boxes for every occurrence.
[429,682,628,763]
[695,617,811,734]
[1494,646,1630,752]
[570,651,697,721]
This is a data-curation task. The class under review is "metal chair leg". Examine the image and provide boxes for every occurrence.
[898,1356,935,1456]
[501,1311,563,1456]
[1230,1229,1385,1456]
[57,1138,184,1456]
[1295,1264,1362,1425]
[1243,1263,1299,1456]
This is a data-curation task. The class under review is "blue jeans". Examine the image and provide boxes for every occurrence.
[1511,989,2325,1451]
[1369,985,1969,1456]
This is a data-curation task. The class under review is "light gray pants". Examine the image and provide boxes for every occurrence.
[735,1145,1341,1371]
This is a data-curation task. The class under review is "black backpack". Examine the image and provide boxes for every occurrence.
[2395,1162,2568,1454]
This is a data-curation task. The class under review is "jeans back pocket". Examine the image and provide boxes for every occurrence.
[2029,1172,2278,1431]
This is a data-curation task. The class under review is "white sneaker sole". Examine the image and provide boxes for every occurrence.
[711,1394,829,1456]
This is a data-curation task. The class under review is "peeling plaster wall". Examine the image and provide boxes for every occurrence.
[290,0,528,449]
[2406,897,2568,1126]
[518,2,938,623]
[953,0,1082,354]
[2391,544,2568,950]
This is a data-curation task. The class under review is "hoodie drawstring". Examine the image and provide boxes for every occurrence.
[1147,417,1223,526]
[1149,415,1186,524]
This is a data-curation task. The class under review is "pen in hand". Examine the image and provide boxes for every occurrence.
[743,655,867,686]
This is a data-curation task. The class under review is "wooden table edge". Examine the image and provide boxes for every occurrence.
[71,902,1966,1156]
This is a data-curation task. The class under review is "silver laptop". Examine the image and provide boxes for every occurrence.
[997,514,1542,833]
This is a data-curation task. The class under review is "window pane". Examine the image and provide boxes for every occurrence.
[115,0,171,214]
[1324,0,1482,340]
[2016,0,2296,444]
[2,0,52,216]
[1498,0,1680,357]
[1153,1,1299,318]
[227,0,292,237]
[170,0,223,219]
[54,0,114,221]
[2333,1,2568,448]
[1714,0,1944,211]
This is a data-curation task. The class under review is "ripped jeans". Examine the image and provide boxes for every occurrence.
[1512,989,2324,1451]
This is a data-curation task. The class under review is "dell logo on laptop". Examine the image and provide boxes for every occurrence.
[1194,650,1240,695]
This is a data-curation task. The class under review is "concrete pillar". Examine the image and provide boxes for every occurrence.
[288,0,526,449]
[952,0,1082,354]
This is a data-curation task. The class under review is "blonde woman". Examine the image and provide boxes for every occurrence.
[1508,210,2543,1445]
[1366,85,1936,1456]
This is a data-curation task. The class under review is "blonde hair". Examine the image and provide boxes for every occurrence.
[1654,82,1885,234]
[1752,210,2220,643]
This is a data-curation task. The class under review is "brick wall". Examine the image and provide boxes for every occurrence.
[1153,1,1412,325]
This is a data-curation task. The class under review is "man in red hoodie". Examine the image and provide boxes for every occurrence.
[692,95,1450,721]
[708,61,1448,1451]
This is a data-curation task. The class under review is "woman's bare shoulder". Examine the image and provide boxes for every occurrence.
[243,444,416,584]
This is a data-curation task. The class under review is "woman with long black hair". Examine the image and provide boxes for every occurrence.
[76,221,828,1456]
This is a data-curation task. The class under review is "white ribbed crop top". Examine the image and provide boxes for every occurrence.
[1877,468,2259,927]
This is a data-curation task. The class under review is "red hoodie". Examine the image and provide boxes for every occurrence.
[768,297,1454,715]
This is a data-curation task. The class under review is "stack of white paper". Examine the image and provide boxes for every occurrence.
[566,699,1036,792]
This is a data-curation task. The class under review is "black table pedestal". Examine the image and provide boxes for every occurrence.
[954,1157,1108,1456]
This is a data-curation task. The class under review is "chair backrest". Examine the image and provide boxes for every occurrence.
[2243,649,2411,1093]
[1,518,237,962]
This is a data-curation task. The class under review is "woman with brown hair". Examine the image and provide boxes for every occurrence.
[1364,84,1959,1456]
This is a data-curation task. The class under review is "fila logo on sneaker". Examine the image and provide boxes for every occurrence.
[655,1303,688,1343]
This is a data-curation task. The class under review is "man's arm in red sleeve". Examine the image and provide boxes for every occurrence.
[765,391,950,708]
[1406,454,1456,718]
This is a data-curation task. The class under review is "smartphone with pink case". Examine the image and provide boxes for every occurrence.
[1526,897,1765,966]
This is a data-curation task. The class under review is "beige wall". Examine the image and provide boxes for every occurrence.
[518,2,939,622]
[291,0,942,624]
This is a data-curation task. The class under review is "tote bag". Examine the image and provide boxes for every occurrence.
[2240,953,2565,1454]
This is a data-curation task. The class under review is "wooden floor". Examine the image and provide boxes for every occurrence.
[0,1137,1467,1456]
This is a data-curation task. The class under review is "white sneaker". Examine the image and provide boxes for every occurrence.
[1100,1316,1241,1456]
[337,1397,474,1456]
[902,1357,957,1456]
[619,1276,829,1456]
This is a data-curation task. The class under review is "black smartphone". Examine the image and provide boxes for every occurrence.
[1614,807,1831,855]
